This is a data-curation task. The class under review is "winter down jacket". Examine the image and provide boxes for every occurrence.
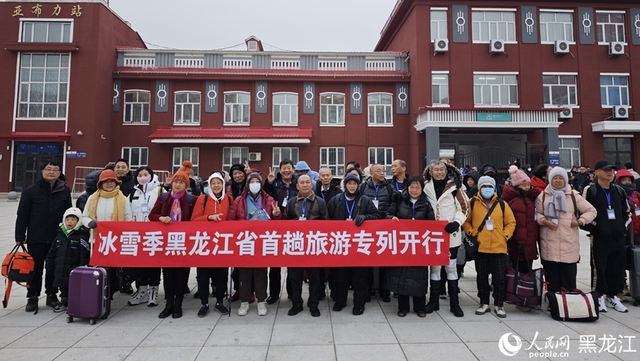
[463,193,516,254]
[129,176,163,222]
[501,185,541,261]
[227,190,281,221]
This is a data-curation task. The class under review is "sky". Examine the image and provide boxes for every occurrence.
[108,0,399,52]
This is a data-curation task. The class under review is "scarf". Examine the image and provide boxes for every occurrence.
[88,186,126,221]
[170,190,186,222]
[621,184,636,195]
[433,178,447,199]
[545,185,568,219]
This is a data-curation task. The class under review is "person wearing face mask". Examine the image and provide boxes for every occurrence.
[463,176,516,318]
[127,166,164,307]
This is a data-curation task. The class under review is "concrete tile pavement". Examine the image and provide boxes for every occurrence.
[0,197,639,360]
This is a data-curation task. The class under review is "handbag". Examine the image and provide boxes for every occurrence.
[465,200,502,261]
[504,258,544,308]
[547,288,599,322]
[2,244,35,308]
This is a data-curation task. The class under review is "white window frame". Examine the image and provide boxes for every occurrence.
[121,147,149,169]
[430,9,448,42]
[172,147,199,175]
[19,19,74,43]
[272,147,300,170]
[272,92,298,126]
[320,147,345,176]
[471,9,517,43]
[320,92,345,126]
[596,11,626,44]
[367,92,393,126]
[542,73,579,108]
[539,10,575,44]
[174,91,201,125]
[123,90,151,125]
[600,73,630,108]
[17,53,71,120]
[559,137,581,169]
[473,72,519,107]
[224,91,250,126]
[222,147,249,172]
[432,72,450,107]
[368,147,394,177]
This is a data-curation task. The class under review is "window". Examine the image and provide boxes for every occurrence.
[432,73,449,105]
[222,147,248,172]
[473,74,518,106]
[369,147,394,175]
[597,12,625,43]
[368,93,393,125]
[174,91,201,125]
[543,74,578,107]
[21,21,72,43]
[273,92,298,125]
[224,92,250,125]
[559,138,580,169]
[472,11,516,42]
[123,90,151,124]
[173,147,199,175]
[600,75,629,106]
[431,10,448,40]
[539,12,574,43]
[272,147,299,170]
[121,147,149,169]
[17,53,69,119]
[320,147,345,176]
[604,137,633,169]
[320,93,345,125]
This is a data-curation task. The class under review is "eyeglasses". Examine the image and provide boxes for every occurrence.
[43,168,61,173]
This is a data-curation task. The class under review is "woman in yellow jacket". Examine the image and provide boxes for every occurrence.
[463,176,516,318]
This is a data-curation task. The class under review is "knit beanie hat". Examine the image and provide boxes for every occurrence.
[548,166,569,188]
[97,169,121,188]
[247,172,262,184]
[509,165,531,187]
[343,173,360,185]
[478,175,496,189]
[172,161,193,184]
[63,207,82,222]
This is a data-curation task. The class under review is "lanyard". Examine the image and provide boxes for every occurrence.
[345,197,355,219]
[396,181,402,191]
[374,184,380,199]
[599,184,612,208]
[411,202,416,220]
[301,198,307,217]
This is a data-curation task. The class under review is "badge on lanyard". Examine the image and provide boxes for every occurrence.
[486,219,494,231]
[372,199,379,209]
[299,216,307,221]
[635,206,640,217]
[141,202,150,213]
[607,208,616,220]
[282,197,288,207]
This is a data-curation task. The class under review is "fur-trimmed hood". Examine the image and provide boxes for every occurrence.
[423,163,463,190]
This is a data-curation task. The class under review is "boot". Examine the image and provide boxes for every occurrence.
[448,280,464,317]
[147,286,159,307]
[439,273,447,299]
[158,299,174,319]
[128,285,148,306]
[425,280,440,313]
[172,296,183,318]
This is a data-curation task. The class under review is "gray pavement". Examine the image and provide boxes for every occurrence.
[0,197,639,360]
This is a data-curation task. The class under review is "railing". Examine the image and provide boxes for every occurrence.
[365,60,396,71]
[418,109,559,124]
[318,60,347,71]
[223,59,252,69]
[270,59,300,69]
[174,58,204,68]
[123,57,156,67]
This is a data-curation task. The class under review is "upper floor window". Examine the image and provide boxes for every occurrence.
[17,53,69,119]
[272,147,299,170]
[432,73,449,106]
[539,11,574,43]
[368,147,394,176]
[224,92,250,125]
[473,74,518,106]
[368,93,393,126]
[174,91,201,125]
[121,147,148,169]
[431,9,448,40]
[123,90,151,124]
[222,147,248,172]
[320,147,345,176]
[472,11,516,42]
[543,74,578,107]
[21,21,72,43]
[597,12,625,43]
[600,75,629,107]
[173,147,199,175]
[273,92,298,126]
[320,93,345,125]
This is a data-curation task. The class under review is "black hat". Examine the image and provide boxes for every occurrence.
[343,173,360,185]
[483,165,497,175]
[594,160,616,171]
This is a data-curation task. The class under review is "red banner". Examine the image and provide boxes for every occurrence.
[89,220,449,268]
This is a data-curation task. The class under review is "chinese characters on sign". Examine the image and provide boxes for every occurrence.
[11,3,82,18]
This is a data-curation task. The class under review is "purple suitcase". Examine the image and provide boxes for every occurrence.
[66,266,111,324]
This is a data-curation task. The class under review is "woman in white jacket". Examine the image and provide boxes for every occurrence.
[423,161,469,317]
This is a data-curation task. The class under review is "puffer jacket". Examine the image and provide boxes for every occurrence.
[76,169,101,211]
[463,193,516,254]
[463,171,480,198]
[424,164,468,248]
[359,178,396,218]
[501,185,541,261]
[129,176,163,222]
[118,171,135,197]
[227,189,281,221]
[536,186,597,263]
[263,173,298,209]
[45,224,91,288]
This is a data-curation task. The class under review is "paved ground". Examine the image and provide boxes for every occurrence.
[0,196,639,361]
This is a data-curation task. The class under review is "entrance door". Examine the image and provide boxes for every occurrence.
[603,137,633,169]
[13,142,64,191]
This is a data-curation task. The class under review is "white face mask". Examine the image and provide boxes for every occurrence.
[249,183,261,195]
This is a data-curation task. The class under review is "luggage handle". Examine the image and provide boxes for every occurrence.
[103,285,110,300]
[558,288,594,319]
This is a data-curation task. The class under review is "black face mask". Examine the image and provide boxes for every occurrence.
[620,183,636,195]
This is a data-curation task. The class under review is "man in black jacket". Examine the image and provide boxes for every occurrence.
[15,161,72,312]
[315,168,342,203]
[391,159,410,191]
[114,158,134,197]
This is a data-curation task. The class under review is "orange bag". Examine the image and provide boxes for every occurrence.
[2,244,35,308]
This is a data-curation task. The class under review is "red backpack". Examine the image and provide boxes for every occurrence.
[2,244,35,308]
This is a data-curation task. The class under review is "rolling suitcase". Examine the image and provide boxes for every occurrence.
[66,266,111,324]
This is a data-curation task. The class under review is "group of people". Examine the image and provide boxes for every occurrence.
[13,155,634,321]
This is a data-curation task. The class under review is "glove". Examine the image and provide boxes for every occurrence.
[355,215,366,227]
[444,222,459,234]
[517,244,525,255]
[88,220,97,229]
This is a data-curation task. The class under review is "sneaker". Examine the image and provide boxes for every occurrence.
[197,304,209,318]
[25,297,38,312]
[237,302,250,316]
[475,304,490,315]
[495,306,507,318]
[147,286,159,307]
[257,301,268,316]
[53,304,66,313]
[598,296,608,313]
[46,294,61,308]
[607,296,629,313]
[214,303,229,315]
[128,285,148,306]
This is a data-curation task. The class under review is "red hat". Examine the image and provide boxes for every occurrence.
[615,169,634,183]
[97,169,121,188]
[172,161,193,184]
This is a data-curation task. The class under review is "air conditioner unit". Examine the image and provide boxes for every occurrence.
[609,42,625,56]
[554,40,570,54]
[559,107,573,119]
[613,105,629,119]
[248,152,261,161]
[434,39,449,53]
[489,39,504,53]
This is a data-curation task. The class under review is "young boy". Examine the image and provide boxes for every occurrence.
[45,207,91,312]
